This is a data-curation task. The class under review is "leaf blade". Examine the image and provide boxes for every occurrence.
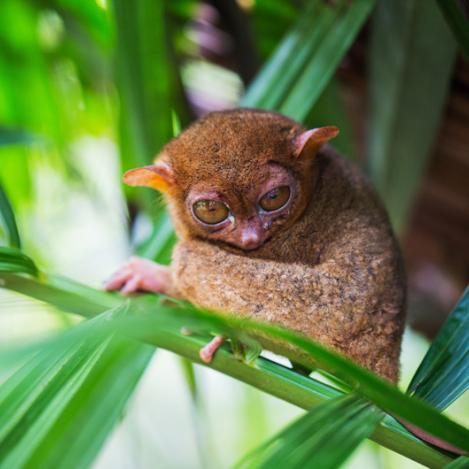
[0,274,455,467]
[114,299,469,454]
[0,183,20,249]
[368,0,457,231]
[446,456,469,469]
[408,286,469,410]
[279,0,375,122]
[241,0,375,123]
[236,395,382,469]
[435,0,469,58]
[0,247,38,277]
[0,127,37,148]
[0,309,153,469]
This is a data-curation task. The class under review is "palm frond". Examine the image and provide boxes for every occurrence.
[0,272,457,467]
[115,298,469,455]
[0,308,153,468]
[235,395,382,469]
[0,125,37,250]
[0,127,37,148]
[435,0,469,58]
[111,0,188,171]
[134,111,180,263]
[4,263,467,462]
[0,248,38,277]
[241,0,375,122]
[0,185,20,249]
[446,456,469,469]
[408,286,469,410]
[53,0,111,50]
[0,272,118,318]
[306,80,356,159]
[135,210,176,264]
[368,0,457,231]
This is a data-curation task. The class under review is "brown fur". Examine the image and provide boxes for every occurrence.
[161,109,406,382]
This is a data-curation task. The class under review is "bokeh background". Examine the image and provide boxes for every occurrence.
[0,0,468,468]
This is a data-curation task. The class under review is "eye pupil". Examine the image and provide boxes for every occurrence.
[260,186,290,212]
[193,199,229,225]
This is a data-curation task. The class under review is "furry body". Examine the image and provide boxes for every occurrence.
[163,110,406,382]
[113,109,406,382]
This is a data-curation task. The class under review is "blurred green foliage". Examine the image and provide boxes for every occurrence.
[0,0,467,468]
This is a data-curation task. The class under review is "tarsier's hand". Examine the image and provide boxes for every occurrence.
[105,256,224,364]
[104,256,176,296]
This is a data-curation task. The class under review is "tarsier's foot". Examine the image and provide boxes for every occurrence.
[104,256,174,296]
[199,336,225,364]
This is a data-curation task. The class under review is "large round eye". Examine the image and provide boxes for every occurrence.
[259,186,291,212]
[193,199,230,225]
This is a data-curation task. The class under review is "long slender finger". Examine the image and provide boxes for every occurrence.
[199,336,225,364]
[104,269,132,291]
[121,274,142,295]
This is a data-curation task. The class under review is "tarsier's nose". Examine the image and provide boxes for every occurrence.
[240,225,262,250]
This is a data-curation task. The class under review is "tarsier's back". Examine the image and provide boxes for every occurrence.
[118,108,406,382]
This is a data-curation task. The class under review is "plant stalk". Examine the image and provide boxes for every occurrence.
[0,272,454,468]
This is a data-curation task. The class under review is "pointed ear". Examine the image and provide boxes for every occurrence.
[123,160,175,193]
[293,126,340,158]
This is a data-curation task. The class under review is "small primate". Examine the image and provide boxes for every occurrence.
[106,109,406,383]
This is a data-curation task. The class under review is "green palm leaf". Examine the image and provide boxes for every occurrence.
[0,125,37,249]
[54,0,111,49]
[0,272,118,317]
[0,273,456,467]
[135,209,176,264]
[111,0,188,172]
[368,0,457,231]
[435,0,469,58]
[446,456,469,469]
[0,185,21,249]
[0,127,36,148]
[0,6,190,467]
[0,247,37,277]
[114,299,469,454]
[408,286,469,410]
[0,308,153,469]
[241,0,375,122]
[235,395,382,469]
[306,80,356,159]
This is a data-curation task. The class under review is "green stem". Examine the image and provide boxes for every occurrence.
[139,328,452,469]
[0,272,454,468]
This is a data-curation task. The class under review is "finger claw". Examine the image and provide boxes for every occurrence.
[121,275,141,295]
[104,279,121,291]
[104,268,132,291]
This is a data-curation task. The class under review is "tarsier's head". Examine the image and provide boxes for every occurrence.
[124,109,338,252]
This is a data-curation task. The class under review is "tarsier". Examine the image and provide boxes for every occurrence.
[106,109,406,383]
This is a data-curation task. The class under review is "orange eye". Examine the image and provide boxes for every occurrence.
[193,200,230,225]
[259,186,290,212]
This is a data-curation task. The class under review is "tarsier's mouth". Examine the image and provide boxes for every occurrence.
[209,235,272,253]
